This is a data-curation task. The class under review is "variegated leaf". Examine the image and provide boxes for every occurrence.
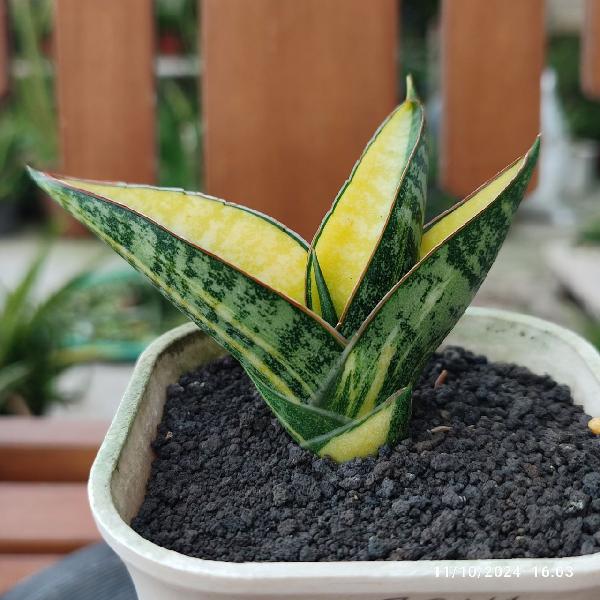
[306,249,338,327]
[304,386,412,461]
[30,169,346,408]
[318,138,540,419]
[308,79,427,337]
[251,377,351,445]
[60,176,310,304]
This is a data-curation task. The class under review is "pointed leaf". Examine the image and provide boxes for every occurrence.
[251,376,351,445]
[321,139,540,418]
[308,87,427,336]
[30,170,346,407]
[304,386,412,461]
[60,176,310,305]
[306,250,338,327]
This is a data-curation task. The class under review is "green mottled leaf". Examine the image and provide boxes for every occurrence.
[46,174,311,305]
[29,169,346,411]
[320,139,540,419]
[339,136,428,337]
[306,250,338,327]
[252,377,351,445]
[304,386,412,461]
[308,79,427,337]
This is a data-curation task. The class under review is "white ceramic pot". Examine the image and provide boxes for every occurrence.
[89,307,600,600]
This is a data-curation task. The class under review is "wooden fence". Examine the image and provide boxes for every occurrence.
[2,0,600,237]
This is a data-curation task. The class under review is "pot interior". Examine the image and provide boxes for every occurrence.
[111,329,226,523]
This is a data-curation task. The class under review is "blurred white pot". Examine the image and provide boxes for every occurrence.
[565,139,599,199]
[89,307,600,600]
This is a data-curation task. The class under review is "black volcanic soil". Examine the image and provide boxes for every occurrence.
[132,347,600,562]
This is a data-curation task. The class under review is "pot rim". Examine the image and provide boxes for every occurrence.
[88,307,600,594]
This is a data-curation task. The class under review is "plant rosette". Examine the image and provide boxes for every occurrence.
[29,79,600,595]
[29,79,541,462]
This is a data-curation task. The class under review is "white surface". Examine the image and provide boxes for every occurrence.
[547,241,600,321]
[89,308,600,600]
[51,363,134,419]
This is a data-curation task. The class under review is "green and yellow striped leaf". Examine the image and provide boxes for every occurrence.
[320,138,540,419]
[29,170,346,408]
[60,176,310,305]
[306,249,338,327]
[304,386,412,461]
[308,79,427,337]
[252,378,351,445]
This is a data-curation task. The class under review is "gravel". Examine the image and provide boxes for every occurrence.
[131,347,600,562]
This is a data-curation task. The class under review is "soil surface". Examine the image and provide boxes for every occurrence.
[132,347,600,562]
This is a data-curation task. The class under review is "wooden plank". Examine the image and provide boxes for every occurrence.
[0,555,60,595]
[54,0,155,182]
[0,483,99,553]
[202,0,398,240]
[440,0,544,197]
[0,0,8,97]
[0,418,107,482]
[582,0,600,99]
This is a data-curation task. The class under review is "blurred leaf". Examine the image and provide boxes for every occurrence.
[158,79,201,190]
[549,35,600,141]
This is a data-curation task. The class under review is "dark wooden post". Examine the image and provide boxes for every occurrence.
[582,0,600,99]
[440,0,544,197]
[54,0,156,183]
[201,0,399,239]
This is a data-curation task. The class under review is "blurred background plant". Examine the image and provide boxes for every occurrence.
[579,216,600,244]
[0,244,92,416]
[0,1,192,416]
[158,78,201,190]
[0,242,184,415]
[156,0,197,55]
[9,0,57,169]
[0,104,29,232]
[548,34,600,142]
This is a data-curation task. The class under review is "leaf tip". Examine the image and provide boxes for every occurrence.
[529,134,541,157]
[521,135,541,174]
[405,74,420,102]
[26,165,44,184]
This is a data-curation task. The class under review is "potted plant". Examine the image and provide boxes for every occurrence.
[30,81,600,599]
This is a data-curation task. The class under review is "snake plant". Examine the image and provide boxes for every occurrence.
[29,81,539,462]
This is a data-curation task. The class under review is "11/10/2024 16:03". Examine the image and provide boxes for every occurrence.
[434,565,575,578]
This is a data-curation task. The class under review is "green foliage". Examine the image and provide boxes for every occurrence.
[586,320,600,351]
[58,270,186,361]
[0,245,89,415]
[579,215,600,245]
[156,0,198,55]
[0,105,29,202]
[9,0,58,167]
[548,35,600,141]
[0,245,186,414]
[31,84,540,459]
[158,79,202,190]
[0,0,56,226]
